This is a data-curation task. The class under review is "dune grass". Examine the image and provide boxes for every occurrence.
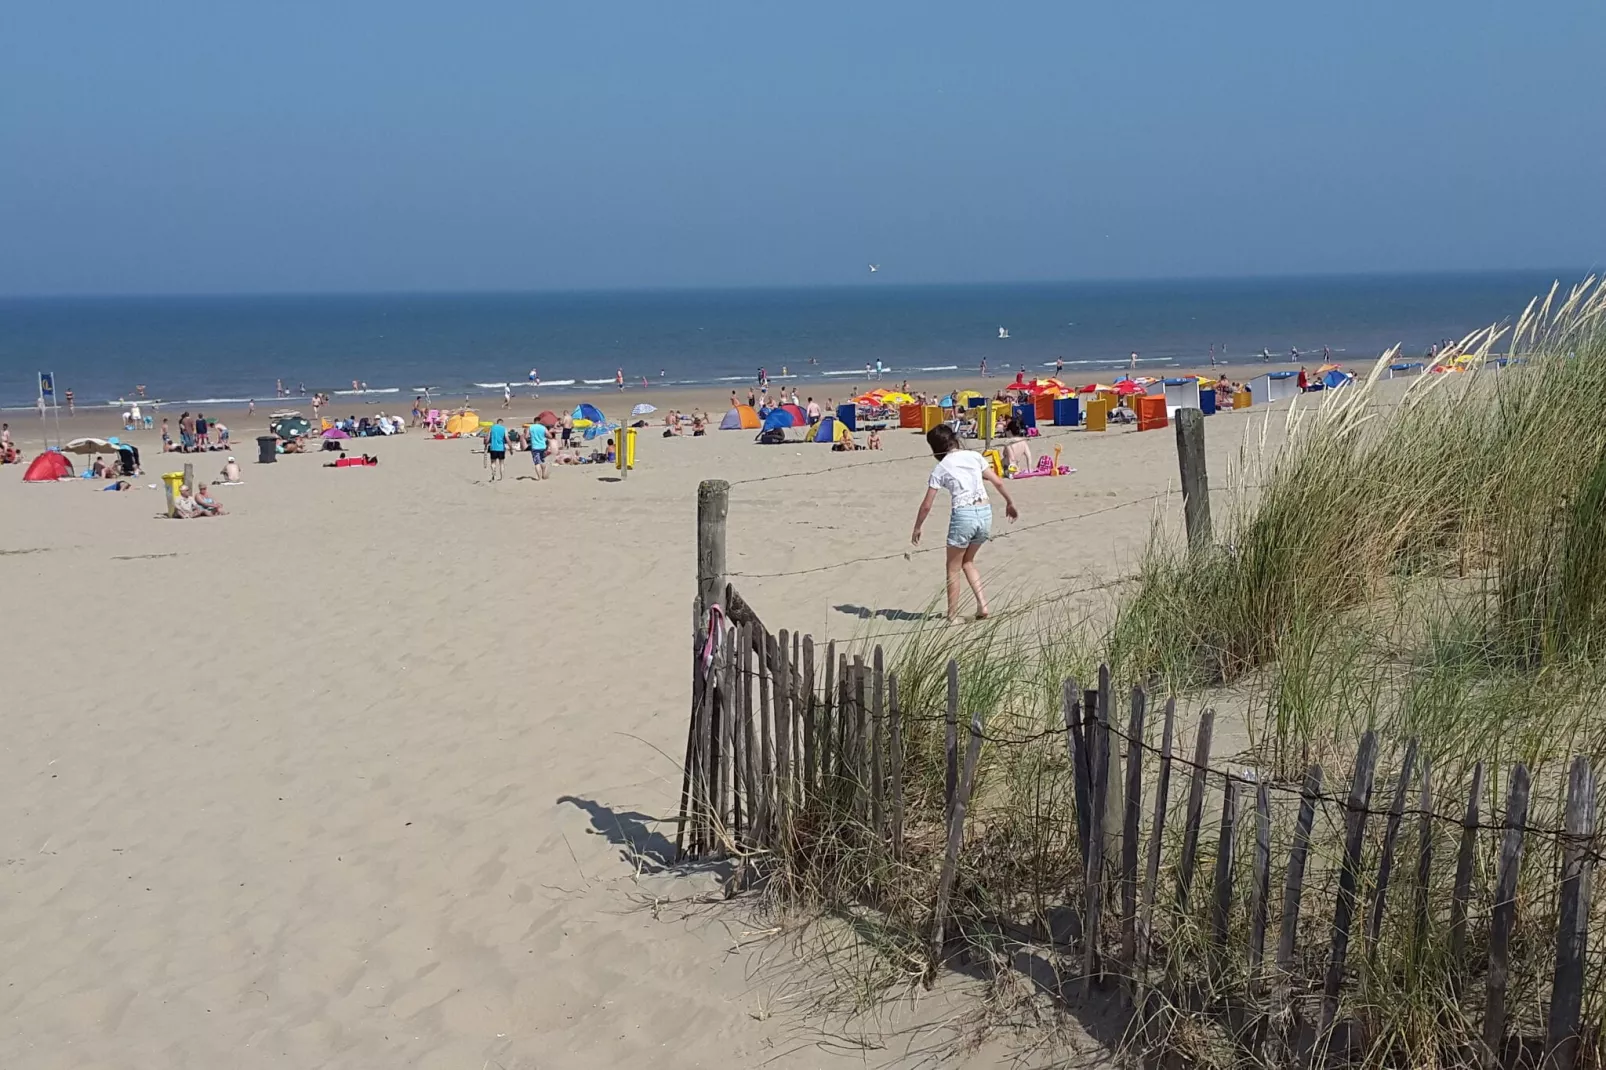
[751,280,1606,1065]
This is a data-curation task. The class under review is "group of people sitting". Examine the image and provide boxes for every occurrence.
[162,412,230,453]
[330,413,406,436]
[660,410,709,437]
[831,427,882,452]
[172,482,225,518]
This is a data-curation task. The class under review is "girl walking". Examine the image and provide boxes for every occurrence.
[911,424,1018,621]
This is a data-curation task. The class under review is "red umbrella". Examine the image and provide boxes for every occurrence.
[534,410,560,428]
[1113,379,1146,396]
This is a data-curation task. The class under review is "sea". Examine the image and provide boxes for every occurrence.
[0,271,1575,411]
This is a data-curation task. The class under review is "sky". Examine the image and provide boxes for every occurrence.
[1,0,1601,295]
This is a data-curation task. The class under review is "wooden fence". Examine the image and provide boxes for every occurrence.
[675,604,1603,1069]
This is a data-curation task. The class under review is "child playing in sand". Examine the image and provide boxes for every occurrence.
[911,424,1019,621]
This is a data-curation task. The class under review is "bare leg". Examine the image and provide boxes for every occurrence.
[944,546,967,621]
[962,543,989,618]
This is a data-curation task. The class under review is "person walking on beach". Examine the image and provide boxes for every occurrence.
[502,384,512,410]
[63,388,74,415]
[1208,344,1216,367]
[247,399,255,418]
[1129,351,1138,371]
[911,424,1018,622]
[1055,357,1064,376]
[486,418,508,481]
[979,358,988,378]
[527,416,550,480]
[615,369,624,392]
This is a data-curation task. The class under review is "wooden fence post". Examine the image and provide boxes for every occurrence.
[1249,778,1272,985]
[1411,757,1434,977]
[802,635,817,799]
[871,646,885,840]
[1120,686,1147,975]
[1063,680,1090,869]
[1547,756,1596,1070]
[1367,737,1419,955]
[927,712,985,986]
[821,642,837,799]
[675,629,702,860]
[945,659,959,819]
[740,623,758,847]
[1099,665,1122,878]
[852,655,868,826]
[1137,696,1176,975]
[1271,764,1323,1064]
[695,480,729,633]
[1483,763,1531,1070]
[1083,678,1111,994]
[1450,761,1486,984]
[1209,777,1242,988]
[757,632,775,846]
[774,630,791,837]
[1176,709,1217,910]
[1317,730,1379,1054]
[889,672,904,859]
[1174,408,1211,550]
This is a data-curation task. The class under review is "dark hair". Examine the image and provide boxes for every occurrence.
[926,424,961,458]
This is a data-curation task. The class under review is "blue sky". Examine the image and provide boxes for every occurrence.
[1,0,1600,294]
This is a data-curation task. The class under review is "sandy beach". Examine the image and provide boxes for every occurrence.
[0,375,1289,1068]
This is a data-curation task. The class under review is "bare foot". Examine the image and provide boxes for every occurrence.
[975,610,991,621]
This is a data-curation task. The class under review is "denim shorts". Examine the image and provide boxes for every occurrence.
[946,505,993,548]
[531,448,547,464]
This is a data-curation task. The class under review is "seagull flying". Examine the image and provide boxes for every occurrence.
[868,264,879,273]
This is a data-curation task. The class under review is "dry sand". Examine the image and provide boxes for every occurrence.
[0,377,1290,1068]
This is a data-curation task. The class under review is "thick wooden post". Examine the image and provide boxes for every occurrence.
[695,480,729,632]
[1174,408,1211,550]
[1547,756,1595,1070]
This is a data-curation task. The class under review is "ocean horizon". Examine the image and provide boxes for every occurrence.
[0,270,1581,410]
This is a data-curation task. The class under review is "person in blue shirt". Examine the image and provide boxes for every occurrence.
[527,419,550,480]
[486,418,508,481]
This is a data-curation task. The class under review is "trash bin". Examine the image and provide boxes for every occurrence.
[161,472,185,517]
[257,435,278,464]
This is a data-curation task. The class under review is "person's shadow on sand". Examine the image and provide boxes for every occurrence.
[834,603,929,622]
[557,795,677,872]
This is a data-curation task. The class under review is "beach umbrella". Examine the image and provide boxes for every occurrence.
[1079,383,1113,394]
[272,416,312,439]
[1113,380,1146,396]
[534,410,560,428]
[762,408,797,431]
[60,437,119,455]
[631,403,657,417]
[573,403,606,424]
[322,427,350,439]
[780,403,807,425]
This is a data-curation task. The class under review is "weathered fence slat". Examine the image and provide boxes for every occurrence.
[674,631,701,860]
[792,630,803,793]
[774,630,791,836]
[888,672,904,859]
[841,649,854,800]
[1411,757,1433,971]
[1120,686,1147,973]
[927,712,985,986]
[1366,736,1418,955]
[1547,756,1596,1070]
[1248,778,1272,984]
[802,635,816,800]
[1276,766,1323,982]
[945,659,959,818]
[1063,680,1090,869]
[757,631,775,845]
[1099,664,1122,878]
[820,640,836,799]
[1317,730,1380,1050]
[1175,709,1217,910]
[1083,678,1111,993]
[1210,778,1241,956]
[740,623,759,847]
[1137,696,1176,975]
[852,654,868,826]
[1483,763,1531,1070]
[871,646,885,839]
[1449,760,1486,981]
[717,633,734,849]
